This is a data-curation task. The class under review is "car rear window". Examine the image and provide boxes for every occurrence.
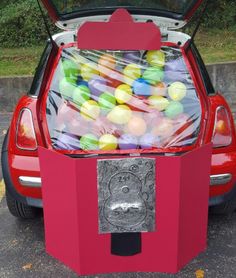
[49,0,196,16]
[45,45,201,154]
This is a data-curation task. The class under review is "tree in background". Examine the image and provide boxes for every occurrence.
[0,0,235,47]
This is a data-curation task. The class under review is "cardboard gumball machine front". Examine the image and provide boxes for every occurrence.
[39,9,212,275]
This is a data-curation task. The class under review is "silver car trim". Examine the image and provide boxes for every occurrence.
[19,176,42,188]
[210,174,232,186]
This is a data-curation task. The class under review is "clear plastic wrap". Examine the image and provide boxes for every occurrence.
[46,45,202,154]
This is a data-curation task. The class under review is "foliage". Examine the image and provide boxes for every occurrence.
[0,0,58,47]
[203,0,236,29]
[0,0,235,47]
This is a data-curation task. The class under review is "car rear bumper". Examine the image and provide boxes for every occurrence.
[17,173,233,188]
[4,145,236,208]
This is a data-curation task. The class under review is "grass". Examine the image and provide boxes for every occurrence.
[195,28,236,64]
[0,46,44,76]
[0,28,235,77]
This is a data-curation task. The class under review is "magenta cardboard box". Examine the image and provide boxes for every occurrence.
[38,144,211,276]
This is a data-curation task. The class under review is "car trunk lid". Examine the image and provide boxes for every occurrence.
[40,0,204,30]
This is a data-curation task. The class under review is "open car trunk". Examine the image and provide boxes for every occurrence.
[43,43,202,155]
[41,0,204,29]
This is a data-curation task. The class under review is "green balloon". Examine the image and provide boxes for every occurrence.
[143,67,164,85]
[59,78,76,99]
[72,85,91,107]
[98,92,116,111]
[165,101,184,119]
[80,134,98,150]
[61,59,80,81]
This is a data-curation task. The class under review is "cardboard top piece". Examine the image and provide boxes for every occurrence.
[77,9,161,50]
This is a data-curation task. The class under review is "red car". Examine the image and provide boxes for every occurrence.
[1,0,236,219]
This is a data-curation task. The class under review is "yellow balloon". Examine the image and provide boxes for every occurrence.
[123,64,141,85]
[99,134,118,151]
[146,50,165,67]
[107,105,132,125]
[148,96,169,111]
[81,63,99,81]
[168,82,187,101]
[81,100,100,121]
[115,84,133,104]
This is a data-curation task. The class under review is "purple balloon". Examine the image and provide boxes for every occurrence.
[165,58,186,72]
[164,71,187,83]
[88,76,107,97]
[140,133,159,149]
[118,134,138,150]
[123,51,141,63]
[55,133,80,150]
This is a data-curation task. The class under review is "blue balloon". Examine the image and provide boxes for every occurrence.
[76,75,88,87]
[133,78,151,96]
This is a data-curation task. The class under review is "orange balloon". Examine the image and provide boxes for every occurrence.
[127,116,147,136]
[152,118,174,137]
[98,54,116,77]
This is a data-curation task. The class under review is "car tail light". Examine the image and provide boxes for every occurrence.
[212,106,232,148]
[16,109,37,150]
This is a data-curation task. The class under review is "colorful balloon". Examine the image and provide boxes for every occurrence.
[143,109,163,126]
[118,134,138,150]
[148,95,169,111]
[123,64,142,85]
[127,116,147,137]
[81,63,99,81]
[80,134,98,150]
[99,134,118,151]
[151,82,167,96]
[133,78,151,96]
[151,118,174,138]
[123,51,141,63]
[98,54,116,78]
[98,54,116,71]
[56,133,80,150]
[165,101,184,119]
[59,78,76,99]
[98,92,116,111]
[143,67,164,85]
[92,116,121,137]
[106,70,123,88]
[165,58,186,72]
[146,50,165,68]
[88,76,107,97]
[72,85,90,107]
[107,105,132,125]
[61,59,80,81]
[115,84,133,104]
[66,115,90,137]
[81,100,100,121]
[139,133,157,149]
[168,82,187,101]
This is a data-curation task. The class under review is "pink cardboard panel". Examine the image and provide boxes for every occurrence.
[77,9,161,50]
[39,144,211,275]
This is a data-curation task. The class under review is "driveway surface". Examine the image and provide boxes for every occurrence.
[0,196,236,278]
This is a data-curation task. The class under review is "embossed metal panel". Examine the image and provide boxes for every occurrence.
[97,158,156,234]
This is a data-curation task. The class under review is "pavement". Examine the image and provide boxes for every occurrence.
[0,196,236,278]
[1,112,236,277]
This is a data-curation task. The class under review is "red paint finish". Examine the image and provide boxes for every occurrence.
[185,0,204,20]
[39,144,211,275]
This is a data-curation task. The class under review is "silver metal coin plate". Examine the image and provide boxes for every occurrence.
[97,158,156,234]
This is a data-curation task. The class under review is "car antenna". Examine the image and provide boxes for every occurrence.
[185,0,209,52]
[36,0,57,47]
